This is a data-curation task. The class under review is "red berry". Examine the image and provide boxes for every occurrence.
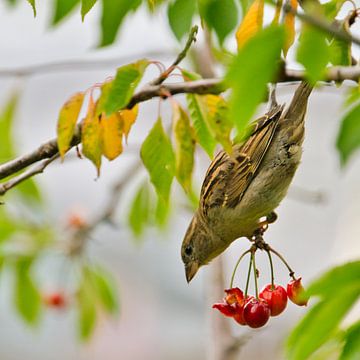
[259,284,287,316]
[287,278,308,306]
[224,288,244,305]
[233,303,246,325]
[243,298,271,328]
[44,293,66,309]
[67,213,86,229]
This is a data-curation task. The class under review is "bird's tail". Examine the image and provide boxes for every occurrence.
[284,81,313,126]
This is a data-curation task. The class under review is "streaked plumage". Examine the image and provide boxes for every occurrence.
[181,82,313,282]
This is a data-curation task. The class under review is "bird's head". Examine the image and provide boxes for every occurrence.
[181,213,224,283]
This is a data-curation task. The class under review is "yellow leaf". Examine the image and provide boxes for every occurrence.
[272,0,283,24]
[101,113,123,161]
[120,104,139,142]
[202,95,233,154]
[283,0,297,57]
[82,98,103,175]
[57,92,85,159]
[236,0,264,49]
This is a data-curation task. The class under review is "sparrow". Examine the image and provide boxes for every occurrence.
[181,81,313,282]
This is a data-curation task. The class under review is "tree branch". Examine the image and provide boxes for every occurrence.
[64,160,142,256]
[2,64,360,186]
[283,3,360,46]
[0,154,59,195]
[0,51,173,78]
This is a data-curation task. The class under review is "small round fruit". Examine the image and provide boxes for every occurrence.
[233,303,246,325]
[44,293,66,308]
[259,284,287,316]
[287,278,308,306]
[243,298,271,328]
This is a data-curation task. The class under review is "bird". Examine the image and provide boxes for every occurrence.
[181,81,313,283]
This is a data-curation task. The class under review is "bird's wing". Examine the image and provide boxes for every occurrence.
[200,104,284,217]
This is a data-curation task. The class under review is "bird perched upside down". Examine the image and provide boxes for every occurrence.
[181,82,313,282]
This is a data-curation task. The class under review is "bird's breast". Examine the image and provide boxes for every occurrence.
[209,132,303,242]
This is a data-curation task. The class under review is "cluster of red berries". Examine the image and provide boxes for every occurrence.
[213,278,307,328]
[43,292,67,309]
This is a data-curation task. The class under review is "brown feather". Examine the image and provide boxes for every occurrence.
[200,104,284,216]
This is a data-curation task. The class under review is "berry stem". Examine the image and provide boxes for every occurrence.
[251,250,259,298]
[244,253,253,297]
[230,249,251,289]
[268,246,296,280]
[266,250,275,289]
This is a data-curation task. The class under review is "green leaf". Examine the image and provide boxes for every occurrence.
[52,0,80,25]
[297,25,330,85]
[0,93,18,162]
[306,261,360,297]
[322,0,346,20]
[0,93,43,203]
[14,258,41,325]
[77,279,97,341]
[329,37,351,67]
[103,59,149,114]
[4,0,19,7]
[128,182,151,237]
[181,68,202,81]
[340,321,360,360]
[202,0,238,44]
[226,25,285,135]
[336,103,360,166]
[15,178,42,204]
[172,103,195,194]
[308,337,343,360]
[140,118,175,204]
[238,0,251,15]
[81,0,97,20]
[86,265,119,314]
[343,86,360,109]
[168,0,196,41]
[287,285,360,360]
[0,209,17,242]
[155,195,170,226]
[186,94,216,157]
[26,0,36,16]
[100,0,142,47]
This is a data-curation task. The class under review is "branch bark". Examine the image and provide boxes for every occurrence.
[1,64,360,185]
[0,154,59,195]
[283,3,360,46]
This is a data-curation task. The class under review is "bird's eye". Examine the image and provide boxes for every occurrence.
[185,245,193,256]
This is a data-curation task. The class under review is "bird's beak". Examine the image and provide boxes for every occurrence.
[185,261,199,283]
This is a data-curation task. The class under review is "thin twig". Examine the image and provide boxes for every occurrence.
[150,26,198,86]
[283,3,360,46]
[65,160,143,256]
[0,51,173,78]
[0,154,59,195]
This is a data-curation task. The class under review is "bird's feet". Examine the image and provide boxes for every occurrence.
[251,211,278,239]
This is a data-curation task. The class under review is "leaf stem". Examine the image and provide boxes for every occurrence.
[229,249,251,288]
[244,254,253,297]
[266,249,275,289]
[252,250,259,298]
[269,246,296,280]
[150,25,198,86]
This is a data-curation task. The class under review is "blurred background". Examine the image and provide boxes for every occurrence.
[0,1,359,359]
